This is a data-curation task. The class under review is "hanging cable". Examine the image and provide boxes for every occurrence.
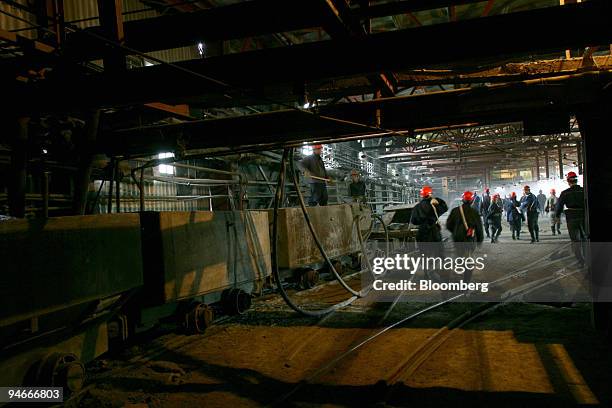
[287,148,368,298]
[272,149,359,316]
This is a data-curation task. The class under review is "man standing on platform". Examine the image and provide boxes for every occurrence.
[299,144,330,206]
[348,169,367,203]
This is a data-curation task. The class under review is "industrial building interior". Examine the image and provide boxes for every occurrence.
[1,0,612,406]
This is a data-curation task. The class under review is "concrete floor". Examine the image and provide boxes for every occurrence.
[67,216,609,408]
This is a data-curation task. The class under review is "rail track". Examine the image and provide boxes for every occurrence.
[271,243,583,406]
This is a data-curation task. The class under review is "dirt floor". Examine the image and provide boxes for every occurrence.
[66,219,611,407]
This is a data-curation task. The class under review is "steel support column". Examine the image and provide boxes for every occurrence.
[545,148,550,178]
[577,141,583,174]
[558,145,564,178]
[8,118,30,218]
[97,0,125,72]
[73,111,100,215]
[577,102,612,332]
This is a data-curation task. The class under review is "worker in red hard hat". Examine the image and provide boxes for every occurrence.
[462,191,474,202]
[446,192,484,282]
[298,144,330,206]
[545,188,561,235]
[555,171,585,265]
[419,185,433,198]
[410,186,448,280]
[520,185,541,243]
[505,191,523,240]
[486,193,504,243]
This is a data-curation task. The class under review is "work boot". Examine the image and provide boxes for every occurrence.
[535,230,539,242]
[557,225,561,234]
[512,232,516,240]
[552,228,556,236]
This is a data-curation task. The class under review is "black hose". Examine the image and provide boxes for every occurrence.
[287,148,366,298]
[272,149,358,316]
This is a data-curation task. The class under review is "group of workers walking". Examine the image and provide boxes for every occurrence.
[300,144,586,279]
[408,171,586,280]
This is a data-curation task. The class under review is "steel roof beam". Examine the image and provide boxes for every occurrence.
[13,0,609,112]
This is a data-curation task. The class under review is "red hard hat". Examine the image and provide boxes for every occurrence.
[312,144,323,149]
[550,188,556,194]
[462,191,474,202]
[485,188,490,193]
[523,185,530,190]
[566,171,578,180]
[420,186,433,198]
[511,191,517,197]
[493,193,500,199]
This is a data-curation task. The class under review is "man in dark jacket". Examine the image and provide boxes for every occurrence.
[299,144,329,206]
[537,190,547,216]
[410,186,448,281]
[481,188,492,238]
[555,171,585,264]
[520,185,541,243]
[348,169,366,203]
[505,192,523,240]
[446,191,484,282]
[410,185,448,243]
[487,193,504,243]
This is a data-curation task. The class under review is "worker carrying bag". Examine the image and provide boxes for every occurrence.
[459,204,475,240]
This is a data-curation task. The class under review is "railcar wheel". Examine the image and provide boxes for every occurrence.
[32,352,85,395]
[185,303,215,334]
[221,289,252,315]
[300,268,319,289]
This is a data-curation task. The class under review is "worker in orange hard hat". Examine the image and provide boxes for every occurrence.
[445,191,484,282]
[545,188,561,235]
[298,144,330,206]
[555,171,585,265]
[410,186,448,280]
